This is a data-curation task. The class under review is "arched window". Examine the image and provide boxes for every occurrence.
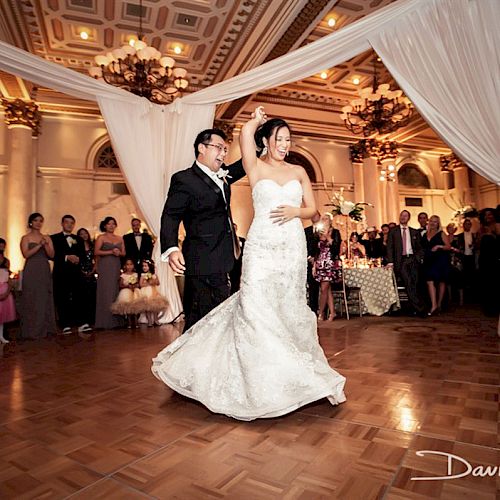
[287,151,317,182]
[397,163,430,188]
[94,142,119,169]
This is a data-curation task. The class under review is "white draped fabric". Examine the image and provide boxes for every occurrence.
[370,0,500,186]
[0,0,498,322]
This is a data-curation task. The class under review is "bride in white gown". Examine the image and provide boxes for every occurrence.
[152,106,346,420]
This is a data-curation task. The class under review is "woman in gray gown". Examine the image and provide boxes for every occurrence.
[20,213,57,339]
[94,217,125,329]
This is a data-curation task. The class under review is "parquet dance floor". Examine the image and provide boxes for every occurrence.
[1,308,498,499]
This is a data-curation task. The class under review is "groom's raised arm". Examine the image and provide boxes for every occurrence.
[160,173,190,254]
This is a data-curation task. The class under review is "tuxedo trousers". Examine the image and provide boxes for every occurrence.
[183,273,230,333]
[396,256,425,314]
[53,272,84,327]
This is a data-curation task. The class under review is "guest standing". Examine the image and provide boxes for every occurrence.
[0,238,10,270]
[477,208,500,316]
[51,215,91,334]
[422,215,451,315]
[341,232,366,259]
[229,223,246,295]
[380,224,390,264]
[77,227,97,327]
[455,218,477,298]
[361,227,384,259]
[20,213,57,339]
[305,212,321,313]
[386,210,426,316]
[417,212,428,238]
[95,217,125,329]
[123,218,153,272]
[0,256,16,344]
[313,213,341,321]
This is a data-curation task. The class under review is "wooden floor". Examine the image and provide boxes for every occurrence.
[1,308,499,500]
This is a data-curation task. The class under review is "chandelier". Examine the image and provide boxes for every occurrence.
[340,57,413,137]
[88,0,188,104]
[349,139,398,182]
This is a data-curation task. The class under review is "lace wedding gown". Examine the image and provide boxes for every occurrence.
[152,179,346,420]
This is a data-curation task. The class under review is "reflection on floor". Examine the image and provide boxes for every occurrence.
[0,308,498,499]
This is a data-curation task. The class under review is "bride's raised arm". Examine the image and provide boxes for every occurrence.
[239,106,267,176]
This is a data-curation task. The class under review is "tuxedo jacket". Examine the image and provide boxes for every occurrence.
[306,227,342,260]
[160,159,246,276]
[386,225,424,271]
[123,232,153,264]
[50,232,85,282]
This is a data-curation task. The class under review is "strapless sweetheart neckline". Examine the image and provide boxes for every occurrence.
[252,178,302,193]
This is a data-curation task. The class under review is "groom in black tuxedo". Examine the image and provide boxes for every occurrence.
[51,215,92,334]
[160,128,246,332]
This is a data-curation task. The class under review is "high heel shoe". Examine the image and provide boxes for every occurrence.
[317,314,325,321]
[328,314,335,321]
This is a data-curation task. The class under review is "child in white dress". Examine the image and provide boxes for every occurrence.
[138,260,168,327]
[111,258,142,328]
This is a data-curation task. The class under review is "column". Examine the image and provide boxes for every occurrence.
[2,98,41,271]
[454,164,471,205]
[362,157,382,227]
[352,161,364,205]
[440,168,453,191]
[381,159,399,223]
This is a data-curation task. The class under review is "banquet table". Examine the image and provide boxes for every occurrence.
[343,267,400,316]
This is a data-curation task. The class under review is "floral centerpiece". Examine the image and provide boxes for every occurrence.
[326,187,372,222]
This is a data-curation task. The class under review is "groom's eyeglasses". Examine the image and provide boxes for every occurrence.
[203,143,228,154]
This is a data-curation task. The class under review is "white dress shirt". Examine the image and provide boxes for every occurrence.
[134,232,142,250]
[463,231,473,256]
[161,161,226,263]
[400,225,413,255]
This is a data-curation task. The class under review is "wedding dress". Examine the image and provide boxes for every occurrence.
[152,179,346,420]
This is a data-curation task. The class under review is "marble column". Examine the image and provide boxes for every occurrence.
[440,168,453,191]
[352,161,365,206]
[362,157,382,227]
[2,98,41,271]
[454,164,471,204]
[382,159,400,223]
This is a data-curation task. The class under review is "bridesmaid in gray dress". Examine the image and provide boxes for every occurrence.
[20,213,57,339]
[95,217,125,329]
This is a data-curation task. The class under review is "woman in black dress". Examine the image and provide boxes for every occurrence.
[423,215,451,315]
[77,228,97,326]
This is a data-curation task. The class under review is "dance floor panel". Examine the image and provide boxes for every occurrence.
[0,309,498,499]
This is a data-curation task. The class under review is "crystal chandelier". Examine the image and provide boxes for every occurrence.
[340,57,413,137]
[88,0,188,104]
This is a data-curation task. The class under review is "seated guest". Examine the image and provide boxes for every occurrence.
[361,227,384,259]
[341,232,366,259]
[380,224,391,264]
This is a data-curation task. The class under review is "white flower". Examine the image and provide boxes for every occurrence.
[216,168,231,180]
[340,200,355,215]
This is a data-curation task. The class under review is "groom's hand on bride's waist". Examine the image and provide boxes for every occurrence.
[169,251,186,275]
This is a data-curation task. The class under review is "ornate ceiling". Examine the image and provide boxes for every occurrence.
[0,0,447,153]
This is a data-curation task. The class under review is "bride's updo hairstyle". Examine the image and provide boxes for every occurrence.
[254,118,291,157]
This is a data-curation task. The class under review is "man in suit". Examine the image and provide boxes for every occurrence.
[417,212,428,238]
[455,218,477,297]
[386,210,426,316]
[51,215,92,334]
[161,128,246,332]
[123,218,154,272]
